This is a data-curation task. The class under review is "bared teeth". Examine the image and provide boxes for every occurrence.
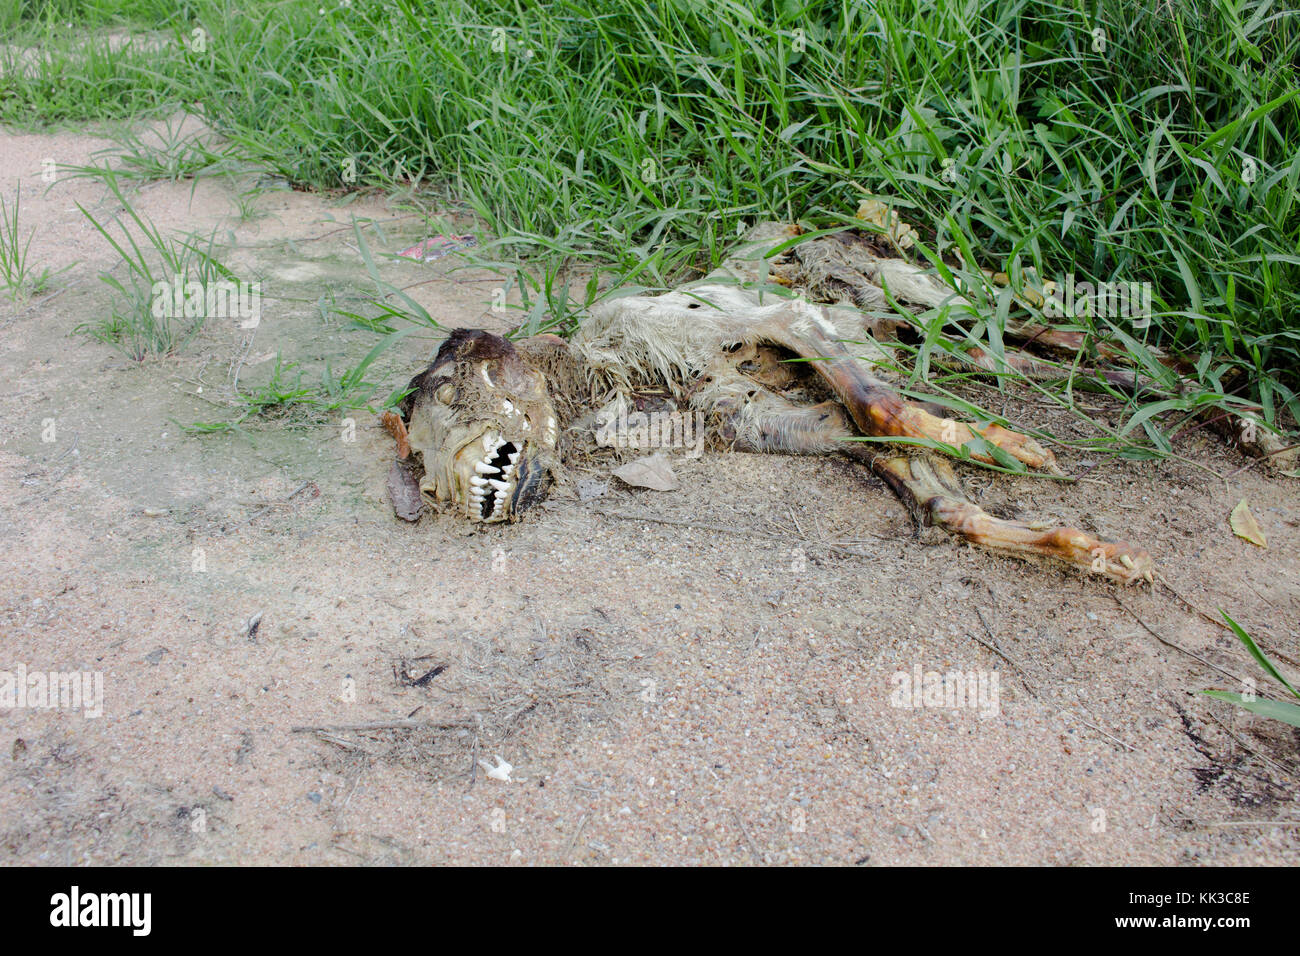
[466,439,521,520]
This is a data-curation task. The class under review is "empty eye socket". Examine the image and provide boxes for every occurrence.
[435,383,455,404]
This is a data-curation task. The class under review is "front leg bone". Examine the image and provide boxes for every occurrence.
[752,307,1061,474]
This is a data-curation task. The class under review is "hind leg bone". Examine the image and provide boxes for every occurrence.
[697,376,1153,584]
[872,455,1154,585]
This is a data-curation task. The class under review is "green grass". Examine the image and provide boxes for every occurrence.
[59,117,228,183]
[0,184,64,300]
[179,339,417,433]
[1203,610,1300,729]
[74,170,243,359]
[5,0,1299,450]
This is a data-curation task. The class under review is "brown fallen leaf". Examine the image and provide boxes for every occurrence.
[388,460,425,522]
[1229,499,1266,548]
[612,452,679,492]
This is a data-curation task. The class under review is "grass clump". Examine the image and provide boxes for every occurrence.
[75,171,244,359]
[0,185,66,301]
[180,335,417,434]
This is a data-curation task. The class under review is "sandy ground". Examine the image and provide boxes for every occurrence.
[0,117,1297,866]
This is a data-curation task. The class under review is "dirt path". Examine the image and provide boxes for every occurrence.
[1,120,1297,865]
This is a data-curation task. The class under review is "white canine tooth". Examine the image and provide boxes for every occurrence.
[471,476,488,487]
[474,460,496,474]
[502,464,513,477]
[488,478,509,491]
[508,451,520,465]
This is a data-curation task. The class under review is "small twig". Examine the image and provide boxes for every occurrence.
[562,814,589,863]
[1191,819,1300,829]
[313,732,376,754]
[340,756,372,810]
[221,480,316,534]
[1073,715,1135,752]
[290,719,435,733]
[1111,593,1248,687]
[971,609,1040,698]
[1205,711,1298,782]
[786,505,804,538]
[732,809,764,864]
[294,214,420,244]
[1222,439,1300,479]
[230,323,258,392]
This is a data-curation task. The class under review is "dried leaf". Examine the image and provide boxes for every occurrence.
[612,453,679,492]
[1229,499,1266,548]
[388,460,425,522]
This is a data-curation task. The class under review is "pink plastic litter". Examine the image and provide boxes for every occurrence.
[397,235,477,262]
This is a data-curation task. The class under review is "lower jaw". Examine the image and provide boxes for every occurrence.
[470,501,510,522]
[466,482,515,522]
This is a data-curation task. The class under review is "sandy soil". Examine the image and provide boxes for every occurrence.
[0,117,1297,866]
